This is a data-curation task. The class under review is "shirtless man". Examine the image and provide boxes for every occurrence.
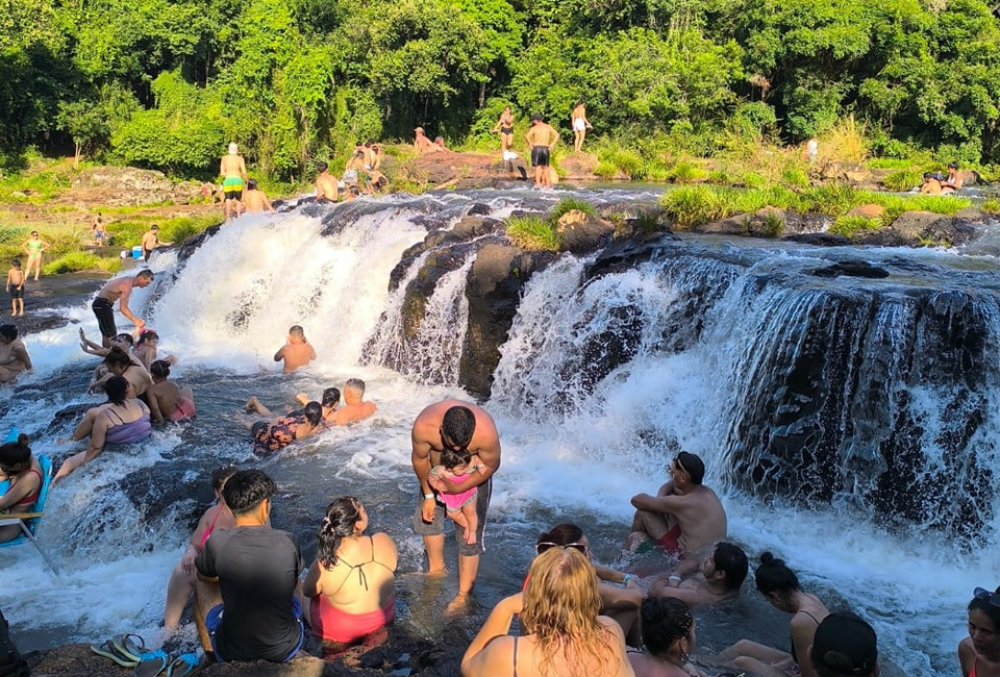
[525,114,560,188]
[571,101,593,152]
[411,400,501,609]
[242,179,275,213]
[626,451,728,557]
[0,324,32,383]
[220,142,249,221]
[413,127,434,155]
[331,378,376,425]
[92,270,154,348]
[140,225,172,262]
[647,541,749,607]
[315,162,339,203]
[273,325,316,373]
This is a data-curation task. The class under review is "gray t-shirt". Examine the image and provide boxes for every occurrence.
[197,526,302,662]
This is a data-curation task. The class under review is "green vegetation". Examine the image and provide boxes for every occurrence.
[42,252,122,275]
[5,0,1000,180]
[506,215,559,251]
[549,198,596,222]
[829,216,883,237]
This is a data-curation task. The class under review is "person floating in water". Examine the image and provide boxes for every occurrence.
[249,401,324,456]
[273,325,316,373]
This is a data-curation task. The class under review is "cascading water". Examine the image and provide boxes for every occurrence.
[0,190,994,677]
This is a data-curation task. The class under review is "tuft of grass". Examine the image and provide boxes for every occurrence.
[43,252,122,275]
[882,169,923,192]
[633,207,666,234]
[660,186,723,229]
[506,215,560,251]
[740,172,769,190]
[782,166,810,188]
[800,184,861,216]
[597,148,645,180]
[549,197,596,223]
[668,160,710,184]
[981,199,1000,215]
[820,114,869,164]
[829,216,882,237]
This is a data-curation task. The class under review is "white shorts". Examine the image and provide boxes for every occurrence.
[573,118,587,131]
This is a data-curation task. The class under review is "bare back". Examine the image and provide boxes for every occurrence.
[670,484,727,554]
[308,532,397,614]
[526,123,559,148]
[97,277,135,304]
[149,379,181,419]
[315,173,339,201]
[220,154,247,179]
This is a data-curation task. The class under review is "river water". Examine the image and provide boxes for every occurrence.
[1,187,997,677]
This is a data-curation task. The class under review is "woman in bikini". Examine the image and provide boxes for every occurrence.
[629,597,704,677]
[718,551,829,677]
[463,546,634,677]
[54,375,151,483]
[22,231,50,281]
[303,496,397,653]
[492,106,515,154]
[163,465,238,632]
[0,433,43,543]
[959,585,1000,677]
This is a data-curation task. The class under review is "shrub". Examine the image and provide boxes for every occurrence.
[549,198,596,223]
[660,186,721,229]
[633,207,666,234]
[882,169,923,192]
[801,184,861,216]
[668,160,710,184]
[506,215,559,251]
[42,252,122,275]
[829,216,882,237]
[981,199,1000,215]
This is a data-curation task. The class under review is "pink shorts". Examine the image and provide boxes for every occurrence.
[169,397,196,422]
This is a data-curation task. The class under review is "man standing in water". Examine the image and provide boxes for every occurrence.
[220,142,248,221]
[524,114,559,189]
[626,451,727,557]
[91,270,154,347]
[411,400,501,611]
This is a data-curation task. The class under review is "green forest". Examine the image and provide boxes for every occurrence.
[4,0,1000,180]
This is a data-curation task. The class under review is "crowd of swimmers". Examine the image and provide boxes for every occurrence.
[0,272,996,676]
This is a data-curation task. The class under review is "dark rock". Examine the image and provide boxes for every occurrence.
[812,261,890,279]
[177,224,222,263]
[698,215,748,235]
[783,233,851,247]
[855,211,980,247]
[586,232,679,280]
[555,210,615,254]
[467,203,492,216]
[452,216,503,240]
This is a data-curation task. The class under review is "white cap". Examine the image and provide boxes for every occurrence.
[228,142,239,155]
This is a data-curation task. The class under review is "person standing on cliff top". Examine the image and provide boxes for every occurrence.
[571,101,593,152]
[525,114,559,189]
[411,400,501,613]
[220,142,248,221]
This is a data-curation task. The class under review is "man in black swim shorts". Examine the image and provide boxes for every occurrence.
[524,113,560,189]
[92,270,154,347]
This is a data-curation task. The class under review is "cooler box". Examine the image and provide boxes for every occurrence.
[132,246,143,259]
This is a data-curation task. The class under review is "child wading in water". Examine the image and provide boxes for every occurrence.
[430,448,485,545]
[6,260,24,316]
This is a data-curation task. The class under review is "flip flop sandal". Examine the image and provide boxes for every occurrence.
[165,653,200,677]
[90,639,140,668]
[133,649,169,677]
[111,633,147,663]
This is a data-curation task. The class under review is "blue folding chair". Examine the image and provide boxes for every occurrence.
[0,453,61,574]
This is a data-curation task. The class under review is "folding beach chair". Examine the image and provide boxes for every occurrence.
[0,453,60,574]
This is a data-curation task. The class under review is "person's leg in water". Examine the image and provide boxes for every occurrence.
[164,547,197,630]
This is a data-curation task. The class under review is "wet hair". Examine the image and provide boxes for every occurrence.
[104,375,129,405]
[0,434,32,473]
[303,401,323,426]
[440,446,471,471]
[441,406,476,448]
[521,548,617,675]
[675,451,705,484]
[321,387,341,408]
[222,469,276,516]
[755,551,801,597]
[641,597,694,658]
[317,162,328,173]
[136,330,159,345]
[136,269,154,281]
[11,259,19,268]
[531,113,543,122]
[317,496,363,568]
[104,348,132,372]
[0,324,17,341]
[537,523,585,548]
[114,333,134,346]
[345,378,365,395]
[968,585,1000,629]
[211,465,239,492]
[289,325,305,338]
[247,178,258,190]
[713,542,750,590]
[149,360,171,379]
[949,162,959,169]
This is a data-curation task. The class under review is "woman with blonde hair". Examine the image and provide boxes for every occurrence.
[462,547,635,677]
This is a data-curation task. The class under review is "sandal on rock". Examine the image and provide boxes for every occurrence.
[165,653,200,677]
[90,639,140,668]
[112,633,147,663]
[133,649,169,677]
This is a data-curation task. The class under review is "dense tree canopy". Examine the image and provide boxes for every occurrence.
[3,0,1000,176]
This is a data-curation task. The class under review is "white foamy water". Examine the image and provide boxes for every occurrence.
[0,194,995,676]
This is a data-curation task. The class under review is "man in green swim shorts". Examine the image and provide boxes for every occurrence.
[220,142,248,221]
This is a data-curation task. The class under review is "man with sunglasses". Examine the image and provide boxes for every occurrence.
[625,451,727,558]
[411,400,501,610]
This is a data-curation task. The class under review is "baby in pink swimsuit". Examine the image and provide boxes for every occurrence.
[430,448,484,545]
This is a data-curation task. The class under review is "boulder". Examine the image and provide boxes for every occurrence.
[558,152,599,180]
[70,166,202,206]
[857,210,980,247]
[783,233,851,247]
[698,215,748,235]
[812,261,890,279]
[555,210,615,253]
[452,216,503,240]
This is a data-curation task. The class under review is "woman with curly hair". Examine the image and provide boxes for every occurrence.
[462,547,635,677]
[303,497,397,651]
[629,597,702,677]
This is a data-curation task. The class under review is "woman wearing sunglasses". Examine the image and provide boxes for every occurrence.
[535,524,645,644]
[959,586,1000,677]
[462,547,635,677]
